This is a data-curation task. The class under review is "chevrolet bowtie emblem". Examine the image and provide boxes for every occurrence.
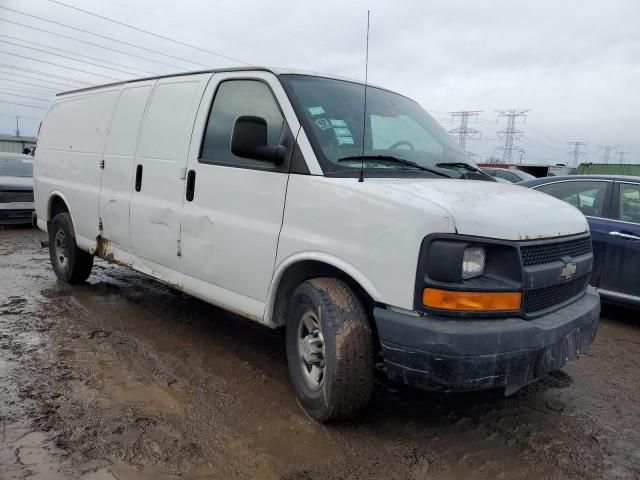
[560,261,577,281]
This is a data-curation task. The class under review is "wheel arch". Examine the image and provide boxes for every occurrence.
[266,253,382,330]
[47,191,71,221]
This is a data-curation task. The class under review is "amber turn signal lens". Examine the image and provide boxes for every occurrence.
[422,288,521,312]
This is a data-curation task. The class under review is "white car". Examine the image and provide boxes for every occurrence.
[33,68,600,421]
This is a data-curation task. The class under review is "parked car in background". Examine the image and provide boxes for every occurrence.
[482,167,536,183]
[0,152,34,225]
[519,175,640,306]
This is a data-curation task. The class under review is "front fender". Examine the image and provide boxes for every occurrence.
[263,251,384,326]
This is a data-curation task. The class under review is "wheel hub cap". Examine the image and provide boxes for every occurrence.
[298,311,326,391]
[301,331,324,365]
[53,229,69,270]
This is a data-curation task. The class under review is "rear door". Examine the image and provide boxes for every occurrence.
[598,181,640,298]
[129,74,211,279]
[36,89,119,241]
[533,179,613,286]
[179,71,297,320]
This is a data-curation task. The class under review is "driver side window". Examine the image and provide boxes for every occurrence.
[200,80,285,168]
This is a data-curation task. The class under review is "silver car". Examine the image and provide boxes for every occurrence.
[0,153,34,225]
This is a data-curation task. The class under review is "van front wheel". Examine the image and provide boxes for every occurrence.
[286,278,374,422]
[48,213,93,284]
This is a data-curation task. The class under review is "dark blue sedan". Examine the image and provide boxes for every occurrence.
[519,175,640,306]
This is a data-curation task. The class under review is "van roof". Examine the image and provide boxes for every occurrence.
[56,67,382,97]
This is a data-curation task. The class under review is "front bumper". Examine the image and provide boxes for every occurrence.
[373,287,600,393]
[0,202,34,225]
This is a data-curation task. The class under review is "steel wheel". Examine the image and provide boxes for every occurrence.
[297,310,326,391]
[53,229,69,271]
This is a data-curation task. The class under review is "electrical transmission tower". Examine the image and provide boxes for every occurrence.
[599,145,619,164]
[567,142,587,167]
[496,109,530,164]
[448,111,482,155]
[616,150,630,163]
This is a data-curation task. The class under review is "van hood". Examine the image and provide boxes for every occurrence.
[367,178,589,241]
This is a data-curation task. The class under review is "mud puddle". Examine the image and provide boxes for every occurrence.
[1,228,639,479]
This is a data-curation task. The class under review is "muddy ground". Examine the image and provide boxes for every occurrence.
[0,228,639,480]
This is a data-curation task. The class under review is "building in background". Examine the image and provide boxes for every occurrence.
[0,134,37,155]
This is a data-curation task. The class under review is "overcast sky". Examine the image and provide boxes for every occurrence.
[0,0,638,164]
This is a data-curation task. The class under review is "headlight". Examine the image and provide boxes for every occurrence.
[462,247,485,280]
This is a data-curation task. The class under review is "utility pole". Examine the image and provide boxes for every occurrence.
[599,145,618,164]
[567,142,587,167]
[15,116,19,137]
[496,109,530,164]
[615,150,630,163]
[448,111,482,155]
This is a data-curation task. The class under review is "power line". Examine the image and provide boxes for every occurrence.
[567,142,587,167]
[0,49,122,81]
[525,122,566,145]
[0,38,148,77]
[0,63,93,86]
[495,109,530,164]
[0,75,66,91]
[0,6,211,69]
[0,17,186,71]
[0,71,81,92]
[0,83,57,94]
[448,111,482,153]
[0,99,46,109]
[47,0,251,67]
[0,33,159,76]
[0,90,51,102]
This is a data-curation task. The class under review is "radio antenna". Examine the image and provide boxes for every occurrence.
[358,10,370,183]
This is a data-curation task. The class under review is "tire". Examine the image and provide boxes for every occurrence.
[286,277,374,422]
[48,212,93,284]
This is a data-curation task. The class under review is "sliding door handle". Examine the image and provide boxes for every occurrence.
[134,164,143,192]
[186,170,196,201]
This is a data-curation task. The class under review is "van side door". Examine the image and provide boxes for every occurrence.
[129,74,211,279]
[180,71,298,320]
[99,82,154,253]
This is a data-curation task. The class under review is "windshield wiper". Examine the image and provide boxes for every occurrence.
[337,155,452,178]
[436,162,496,181]
[436,162,482,172]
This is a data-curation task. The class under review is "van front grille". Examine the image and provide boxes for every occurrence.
[520,236,592,266]
[523,274,590,314]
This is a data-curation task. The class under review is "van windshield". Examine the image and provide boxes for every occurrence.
[280,74,476,177]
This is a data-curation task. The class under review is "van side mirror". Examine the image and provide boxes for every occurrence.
[231,115,286,164]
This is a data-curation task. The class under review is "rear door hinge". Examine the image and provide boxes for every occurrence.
[98,217,103,231]
[99,159,105,169]
[177,239,182,257]
[179,167,187,180]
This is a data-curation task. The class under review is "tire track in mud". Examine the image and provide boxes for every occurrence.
[1,228,639,479]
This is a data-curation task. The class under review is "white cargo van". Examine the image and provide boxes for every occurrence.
[34,68,600,421]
